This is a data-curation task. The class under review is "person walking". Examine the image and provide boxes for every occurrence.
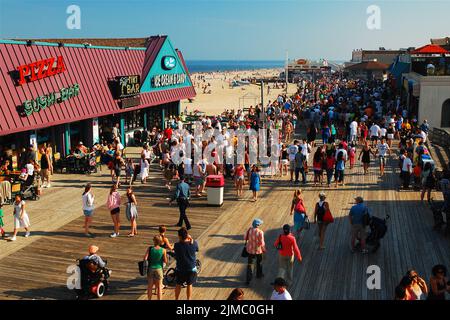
[249,165,261,202]
[294,148,306,185]
[349,196,369,254]
[400,151,413,190]
[174,227,199,300]
[313,192,331,250]
[170,175,191,230]
[420,162,435,202]
[107,184,121,238]
[244,218,266,285]
[358,141,373,175]
[40,146,52,188]
[325,152,335,187]
[139,154,149,184]
[143,235,167,300]
[235,164,245,198]
[274,224,302,286]
[10,194,31,241]
[125,187,138,237]
[82,183,95,236]
[112,151,125,186]
[287,140,299,182]
[375,137,390,177]
[290,189,307,239]
[334,143,348,187]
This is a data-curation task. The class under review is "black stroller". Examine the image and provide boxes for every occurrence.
[19,172,39,201]
[355,215,390,253]
[74,258,111,300]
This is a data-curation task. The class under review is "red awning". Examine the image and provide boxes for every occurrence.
[0,40,195,136]
[411,44,449,54]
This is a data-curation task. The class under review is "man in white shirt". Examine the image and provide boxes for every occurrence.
[369,123,381,147]
[287,140,299,182]
[270,277,292,300]
[375,138,390,176]
[401,151,413,189]
[349,120,358,143]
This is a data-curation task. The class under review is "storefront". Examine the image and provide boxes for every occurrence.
[0,35,195,162]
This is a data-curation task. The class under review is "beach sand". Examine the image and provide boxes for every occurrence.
[181,68,299,116]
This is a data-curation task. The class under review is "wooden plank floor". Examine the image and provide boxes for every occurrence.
[144,142,450,300]
[0,138,449,300]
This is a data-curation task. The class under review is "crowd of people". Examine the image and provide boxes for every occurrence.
[2,71,449,300]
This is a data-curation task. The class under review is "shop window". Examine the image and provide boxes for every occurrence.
[442,99,450,128]
[124,110,143,133]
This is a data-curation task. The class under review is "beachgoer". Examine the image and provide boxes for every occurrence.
[82,183,95,236]
[107,184,121,238]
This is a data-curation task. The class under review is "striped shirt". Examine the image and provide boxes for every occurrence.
[245,227,265,255]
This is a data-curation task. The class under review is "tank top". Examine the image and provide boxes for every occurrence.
[281,150,288,160]
[149,246,164,270]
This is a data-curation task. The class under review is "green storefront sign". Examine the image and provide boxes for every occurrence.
[22,83,80,116]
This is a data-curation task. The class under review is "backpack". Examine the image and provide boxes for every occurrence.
[337,151,344,162]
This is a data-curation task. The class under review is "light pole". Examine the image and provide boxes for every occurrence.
[260,80,265,127]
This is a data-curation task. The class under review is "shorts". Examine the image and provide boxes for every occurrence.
[41,169,49,179]
[83,210,94,217]
[194,176,205,186]
[114,169,121,177]
[236,175,244,181]
[147,268,163,281]
[176,270,198,285]
[110,207,120,215]
[351,224,367,239]
[370,136,378,142]
[281,159,289,165]
[289,161,295,171]
[379,156,386,166]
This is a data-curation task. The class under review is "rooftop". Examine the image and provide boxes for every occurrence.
[11,37,149,49]
[344,61,389,71]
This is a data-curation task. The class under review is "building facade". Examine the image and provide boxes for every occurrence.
[0,35,195,156]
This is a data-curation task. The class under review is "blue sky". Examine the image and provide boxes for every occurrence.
[0,0,449,60]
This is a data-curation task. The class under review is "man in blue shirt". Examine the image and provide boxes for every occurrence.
[174,227,199,300]
[170,175,192,230]
[349,196,369,254]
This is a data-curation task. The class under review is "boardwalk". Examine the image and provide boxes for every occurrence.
[0,141,449,300]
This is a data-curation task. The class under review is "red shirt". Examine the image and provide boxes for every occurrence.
[274,233,302,260]
[164,128,173,140]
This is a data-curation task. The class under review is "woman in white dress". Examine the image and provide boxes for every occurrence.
[140,154,149,184]
[10,194,30,241]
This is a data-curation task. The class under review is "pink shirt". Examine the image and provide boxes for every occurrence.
[245,227,265,255]
[107,191,121,210]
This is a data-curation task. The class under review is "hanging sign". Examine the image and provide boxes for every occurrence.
[16,56,65,85]
[21,83,80,116]
[113,75,140,99]
[119,96,141,109]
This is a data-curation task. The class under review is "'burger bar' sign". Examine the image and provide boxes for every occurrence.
[16,56,65,85]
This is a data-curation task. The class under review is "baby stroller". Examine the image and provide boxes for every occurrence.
[20,172,39,201]
[355,215,390,253]
[74,258,111,300]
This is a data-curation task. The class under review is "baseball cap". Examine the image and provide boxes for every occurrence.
[271,277,288,287]
[252,218,263,228]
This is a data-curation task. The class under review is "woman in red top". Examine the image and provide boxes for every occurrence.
[325,153,335,187]
[290,189,307,239]
[274,224,302,286]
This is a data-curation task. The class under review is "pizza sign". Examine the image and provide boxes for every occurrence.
[16,56,65,85]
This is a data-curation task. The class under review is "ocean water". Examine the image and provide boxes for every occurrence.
[185,60,345,73]
[185,60,285,73]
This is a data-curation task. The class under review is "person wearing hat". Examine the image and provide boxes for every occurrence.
[269,277,292,300]
[274,224,302,286]
[349,196,369,254]
[314,192,331,250]
[83,245,106,268]
[244,218,266,285]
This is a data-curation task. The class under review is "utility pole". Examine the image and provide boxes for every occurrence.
[285,50,289,93]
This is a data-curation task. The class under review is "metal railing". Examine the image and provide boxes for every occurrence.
[429,127,450,149]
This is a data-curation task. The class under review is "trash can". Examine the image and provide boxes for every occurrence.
[206,174,225,206]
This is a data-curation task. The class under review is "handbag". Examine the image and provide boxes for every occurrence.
[323,207,334,223]
[241,228,250,258]
[276,235,283,250]
[138,260,148,276]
